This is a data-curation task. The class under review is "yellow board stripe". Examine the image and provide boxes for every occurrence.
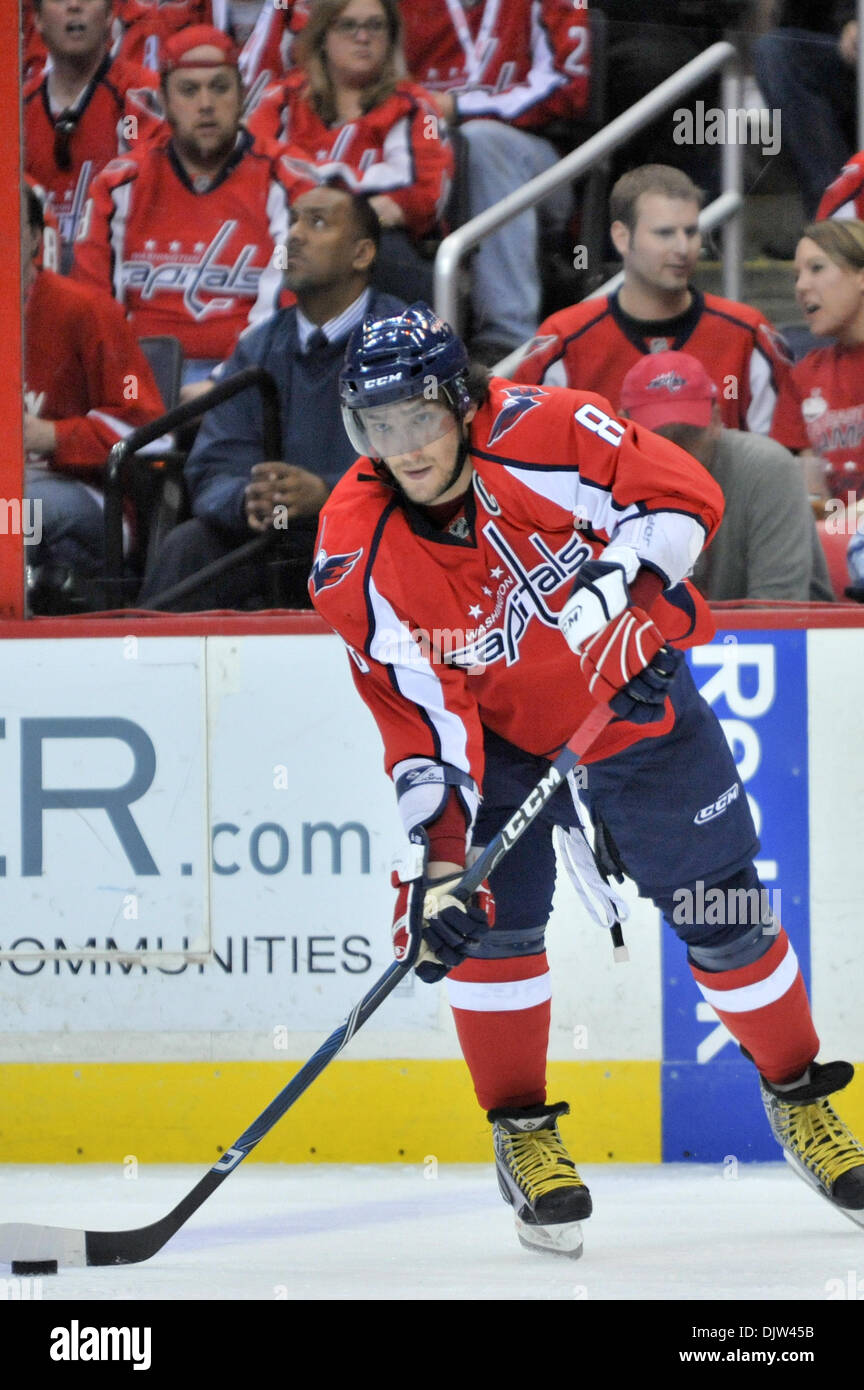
[0,1060,660,1164]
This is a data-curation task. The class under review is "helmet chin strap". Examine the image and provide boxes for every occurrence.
[434,431,472,502]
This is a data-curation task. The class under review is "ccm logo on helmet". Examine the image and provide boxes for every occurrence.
[574,402,626,446]
[694,783,740,825]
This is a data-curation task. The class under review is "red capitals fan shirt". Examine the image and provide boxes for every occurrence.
[246,73,454,239]
[400,0,589,128]
[816,152,864,221]
[515,288,800,444]
[24,51,162,253]
[25,269,165,472]
[773,342,864,498]
[311,379,723,812]
[71,128,298,362]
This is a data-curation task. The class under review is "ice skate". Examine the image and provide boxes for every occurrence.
[759,1060,864,1229]
[488,1101,592,1257]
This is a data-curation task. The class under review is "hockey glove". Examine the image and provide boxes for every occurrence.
[578,608,683,724]
[559,558,632,653]
[392,863,495,984]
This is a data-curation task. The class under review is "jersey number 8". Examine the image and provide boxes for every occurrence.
[574,402,626,447]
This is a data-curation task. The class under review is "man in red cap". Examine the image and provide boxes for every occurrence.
[71,25,303,389]
[620,351,833,601]
[24,0,162,265]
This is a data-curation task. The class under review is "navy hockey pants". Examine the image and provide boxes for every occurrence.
[471,660,761,959]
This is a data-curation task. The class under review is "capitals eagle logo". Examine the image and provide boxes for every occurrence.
[487,386,546,445]
[310,545,363,595]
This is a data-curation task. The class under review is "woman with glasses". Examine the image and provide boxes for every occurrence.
[246,0,452,304]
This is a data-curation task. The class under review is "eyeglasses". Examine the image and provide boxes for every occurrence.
[53,110,80,172]
[330,16,389,37]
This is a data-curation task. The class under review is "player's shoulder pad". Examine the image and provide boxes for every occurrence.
[309,462,394,611]
[477,378,589,455]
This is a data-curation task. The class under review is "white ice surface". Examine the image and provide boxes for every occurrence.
[0,1162,861,1301]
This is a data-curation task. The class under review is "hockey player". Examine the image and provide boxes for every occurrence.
[311,302,864,1256]
[515,165,801,447]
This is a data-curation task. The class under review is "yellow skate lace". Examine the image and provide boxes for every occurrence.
[501,1129,586,1202]
[779,1098,864,1188]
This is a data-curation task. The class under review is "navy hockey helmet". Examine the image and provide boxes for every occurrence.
[339,302,471,459]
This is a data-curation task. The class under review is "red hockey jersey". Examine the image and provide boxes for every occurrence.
[25,269,165,472]
[239,2,310,100]
[816,152,864,222]
[246,73,454,239]
[71,128,298,362]
[23,51,162,252]
[400,0,589,129]
[311,379,723,828]
[773,342,864,498]
[515,288,799,444]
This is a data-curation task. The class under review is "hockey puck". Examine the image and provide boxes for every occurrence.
[11,1260,58,1275]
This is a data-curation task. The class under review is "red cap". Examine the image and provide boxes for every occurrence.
[160,26,239,75]
[619,350,718,430]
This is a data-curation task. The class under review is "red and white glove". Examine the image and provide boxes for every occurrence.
[392,838,495,983]
[578,608,681,724]
[560,556,681,723]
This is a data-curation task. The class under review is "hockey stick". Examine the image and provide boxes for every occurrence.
[0,702,613,1271]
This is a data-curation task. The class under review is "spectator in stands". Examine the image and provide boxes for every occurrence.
[23,1,222,81]
[114,1,219,71]
[399,0,589,363]
[619,351,833,602]
[773,220,864,503]
[24,0,162,263]
[515,165,800,446]
[137,185,403,610]
[246,0,453,306]
[817,148,864,222]
[22,185,165,611]
[753,2,858,221]
[71,25,299,389]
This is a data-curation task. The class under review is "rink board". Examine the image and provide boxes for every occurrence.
[0,612,861,1162]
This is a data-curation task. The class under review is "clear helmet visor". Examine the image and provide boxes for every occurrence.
[342,396,457,460]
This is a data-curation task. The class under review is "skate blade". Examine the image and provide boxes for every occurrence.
[514,1213,583,1258]
[783,1151,864,1230]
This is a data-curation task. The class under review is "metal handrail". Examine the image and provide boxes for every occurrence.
[102,365,281,607]
[434,40,743,335]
